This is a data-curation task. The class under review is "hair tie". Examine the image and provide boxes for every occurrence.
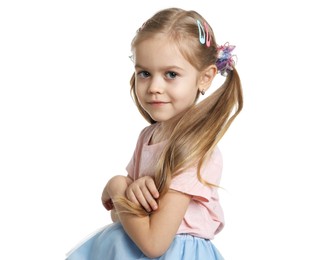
[216,42,237,76]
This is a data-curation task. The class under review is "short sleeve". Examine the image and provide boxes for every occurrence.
[169,147,223,202]
[125,128,144,180]
[125,125,157,180]
[126,154,135,179]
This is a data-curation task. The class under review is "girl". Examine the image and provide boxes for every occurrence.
[67,7,242,260]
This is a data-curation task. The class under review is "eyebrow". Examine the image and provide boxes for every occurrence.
[134,64,185,71]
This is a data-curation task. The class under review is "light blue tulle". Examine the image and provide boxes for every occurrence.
[66,222,223,260]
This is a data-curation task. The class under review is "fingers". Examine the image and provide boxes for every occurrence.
[140,185,158,211]
[101,185,113,210]
[102,199,114,211]
[125,176,160,212]
[125,188,140,205]
[126,186,152,212]
[145,178,159,199]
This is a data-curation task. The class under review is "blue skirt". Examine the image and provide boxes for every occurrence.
[66,222,224,260]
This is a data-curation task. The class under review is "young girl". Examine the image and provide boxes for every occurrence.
[66,7,242,260]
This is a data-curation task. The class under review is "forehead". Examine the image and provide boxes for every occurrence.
[133,35,195,71]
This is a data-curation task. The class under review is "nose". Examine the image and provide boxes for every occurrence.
[148,76,164,94]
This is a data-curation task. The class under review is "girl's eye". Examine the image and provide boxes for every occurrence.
[166,71,178,79]
[137,71,150,78]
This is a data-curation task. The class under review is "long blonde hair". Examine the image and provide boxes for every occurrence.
[117,8,243,216]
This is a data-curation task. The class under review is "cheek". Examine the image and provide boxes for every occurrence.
[135,85,146,105]
[134,83,142,97]
[176,86,198,103]
[171,91,197,110]
[188,90,200,106]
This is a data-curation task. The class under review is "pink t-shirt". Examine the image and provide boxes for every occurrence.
[126,124,224,240]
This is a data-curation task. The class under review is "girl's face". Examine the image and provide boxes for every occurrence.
[133,35,201,123]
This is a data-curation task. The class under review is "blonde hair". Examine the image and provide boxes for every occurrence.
[116,8,243,216]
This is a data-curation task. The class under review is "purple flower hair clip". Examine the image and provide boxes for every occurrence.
[216,42,237,76]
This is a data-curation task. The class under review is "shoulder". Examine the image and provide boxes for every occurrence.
[170,147,223,194]
[207,146,223,168]
[200,146,223,183]
[136,124,157,143]
[139,123,156,136]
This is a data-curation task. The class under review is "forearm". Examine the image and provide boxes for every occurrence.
[106,176,161,256]
[106,176,190,258]
[111,209,119,222]
[114,207,165,258]
[102,175,132,221]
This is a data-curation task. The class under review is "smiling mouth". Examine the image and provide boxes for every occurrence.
[148,101,169,106]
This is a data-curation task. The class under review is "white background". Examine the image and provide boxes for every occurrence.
[0,0,317,259]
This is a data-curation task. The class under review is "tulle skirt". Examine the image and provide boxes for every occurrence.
[66,222,224,260]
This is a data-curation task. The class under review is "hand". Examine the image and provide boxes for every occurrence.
[101,185,113,211]
[101,175,133,211]
[126,176,159,212]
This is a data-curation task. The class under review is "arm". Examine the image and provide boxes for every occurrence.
[125,176,159,212]
[101,176,133,222]
[110,208,119,222]
[106,175,191,258]
[102,175,159,216]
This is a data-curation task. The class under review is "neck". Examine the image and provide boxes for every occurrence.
[151,113,185,144]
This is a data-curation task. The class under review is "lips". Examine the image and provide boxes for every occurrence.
[147,100,169,105]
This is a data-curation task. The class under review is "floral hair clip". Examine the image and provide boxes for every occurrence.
[216,43,237,76]
[196,20,237,76]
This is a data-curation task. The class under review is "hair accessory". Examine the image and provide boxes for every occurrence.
[129,55,134,62]
[196,20,212,47]
[216,42,237,76]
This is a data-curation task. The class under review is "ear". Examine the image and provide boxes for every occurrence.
[198,65,217,93]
